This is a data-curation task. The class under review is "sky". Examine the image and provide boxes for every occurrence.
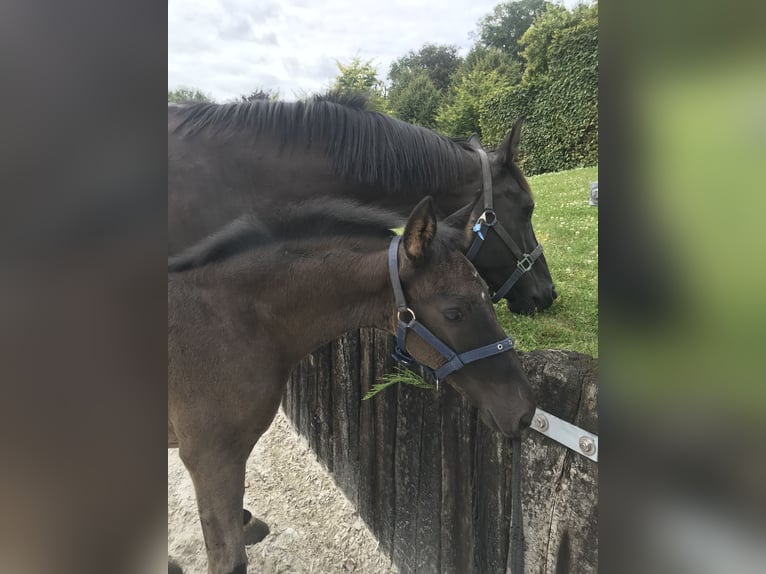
[168,0,580,102]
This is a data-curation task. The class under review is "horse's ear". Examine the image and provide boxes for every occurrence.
[442,197,481,251]
[500,116,524,165]
[402,196,437,263]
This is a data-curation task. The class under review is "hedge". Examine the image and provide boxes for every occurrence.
[480,15,598,175]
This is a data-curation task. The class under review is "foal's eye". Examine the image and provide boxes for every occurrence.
[443,308,464,322]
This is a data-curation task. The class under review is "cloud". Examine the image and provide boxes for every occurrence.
[168,0,583,102]
[255,32,279,46]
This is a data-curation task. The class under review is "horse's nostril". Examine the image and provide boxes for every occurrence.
[551,287,559,300]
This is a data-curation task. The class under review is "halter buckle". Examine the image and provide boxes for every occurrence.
[517,254,534,272]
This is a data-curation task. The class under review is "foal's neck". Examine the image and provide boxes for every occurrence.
[225,237,394,366]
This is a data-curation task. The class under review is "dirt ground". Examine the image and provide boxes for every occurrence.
[168,409,399,574]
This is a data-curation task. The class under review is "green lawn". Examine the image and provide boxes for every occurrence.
[495,166,598,357]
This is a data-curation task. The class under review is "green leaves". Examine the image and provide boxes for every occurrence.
[388,44,462,93]
[388,71,441,128]
[474,0,547,57]
[331,57,389,113]
[387,44,464,128]
[479,3,598,175]
[168,87,214,103]
[436,67,507,138]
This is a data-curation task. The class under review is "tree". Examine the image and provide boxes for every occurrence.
[460,45,521,84]
[435,46,519,139]
[473,0,548,57]
[330,57,388,112]
[239,88,279,102]
[167,87,213,103]
[387,44,462,127]
[479,2,598,174]
[388,44,462,93]
[388,71,441,128]
[517,2,575,84]
[436,68,507,138]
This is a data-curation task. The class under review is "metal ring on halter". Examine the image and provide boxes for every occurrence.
[517,254,534,272]
[397,308,416,326]
[478,209,497,227]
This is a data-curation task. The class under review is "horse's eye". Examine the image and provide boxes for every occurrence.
[443,308,464,322]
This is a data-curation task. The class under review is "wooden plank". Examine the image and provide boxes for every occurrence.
[544,356,598,573]
[282,367,292,427]
[412,380,442,573]
[357,328,378,536]
[290,361,303,433]
[391,382,425,573]
[304,354,319,453]
[439,385,476,574]
[370,330,398,558]
[314,346,334,473]
[474,415,512,574]
[330,331,361,504]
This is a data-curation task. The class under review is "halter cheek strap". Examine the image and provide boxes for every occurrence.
[465,142,545,303]
[387,236,514,383]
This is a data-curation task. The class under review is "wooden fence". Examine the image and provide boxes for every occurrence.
[282,329,598,573]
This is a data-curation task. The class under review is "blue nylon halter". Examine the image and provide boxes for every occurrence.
[464,141,544,303]
[387,236,514,384]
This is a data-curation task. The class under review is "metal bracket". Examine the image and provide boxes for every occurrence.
[531,408,598,462]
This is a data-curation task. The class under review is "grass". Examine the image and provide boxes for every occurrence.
[495,166,598,357]
[362,367,435,400]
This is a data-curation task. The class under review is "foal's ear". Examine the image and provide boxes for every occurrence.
[467,133,482,148]
[402,196,437,263]
[499,116,524,165]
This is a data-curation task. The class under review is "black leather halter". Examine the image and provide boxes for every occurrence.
[387,236,514,384]
[465,141,544,303]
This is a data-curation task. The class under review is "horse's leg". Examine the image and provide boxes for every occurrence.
[180,443,249,574]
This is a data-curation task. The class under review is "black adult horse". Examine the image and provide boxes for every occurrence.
[168,93,557,314]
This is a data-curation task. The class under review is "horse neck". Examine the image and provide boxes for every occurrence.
[220,238,395,365]
[214,132,483,217]
[396,146,481,216]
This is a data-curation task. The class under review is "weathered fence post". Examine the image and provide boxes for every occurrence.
[283,334,598,573]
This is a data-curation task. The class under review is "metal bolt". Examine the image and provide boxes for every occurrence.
[533,413,548,432]
[579,436,596,456]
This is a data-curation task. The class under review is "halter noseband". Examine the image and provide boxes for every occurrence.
[464,141,544,303]
[387,236,514,384]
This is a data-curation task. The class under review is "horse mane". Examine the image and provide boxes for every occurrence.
[170,91,467,193]
[168,198,403,272]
